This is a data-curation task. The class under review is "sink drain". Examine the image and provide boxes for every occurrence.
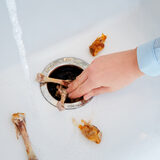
[40,57,92,110]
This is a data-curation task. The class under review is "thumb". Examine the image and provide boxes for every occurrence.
[84,86,111,100]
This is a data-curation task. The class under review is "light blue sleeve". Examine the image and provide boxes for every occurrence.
[137,37,160,76]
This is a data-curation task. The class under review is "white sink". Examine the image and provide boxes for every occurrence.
[0,0,160,159]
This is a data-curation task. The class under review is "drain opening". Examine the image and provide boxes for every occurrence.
[47,65,83,103]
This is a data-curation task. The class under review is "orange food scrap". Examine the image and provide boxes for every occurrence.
[78,120,102,144]
[72,118,78,126]
[89,33,107,56]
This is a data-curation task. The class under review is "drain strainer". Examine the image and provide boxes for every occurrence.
[40,57,92,110]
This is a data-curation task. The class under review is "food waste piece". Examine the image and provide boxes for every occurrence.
[72,118,78,126]
[56,85,67,111]
[12,113,38,160]
[89,33,107,56]
[36,73,71,87]
[79,120,102,144]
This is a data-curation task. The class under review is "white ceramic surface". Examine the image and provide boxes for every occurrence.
[0,0,160,160]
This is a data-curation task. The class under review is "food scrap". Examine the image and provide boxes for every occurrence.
[78,120,102,144]
[36,73,71,87]
[89,33,107,56]
[12,113,38,160]
[56,85,67,111]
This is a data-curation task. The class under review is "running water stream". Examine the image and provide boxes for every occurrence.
[6,0,33,108]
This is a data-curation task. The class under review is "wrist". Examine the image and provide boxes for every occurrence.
[132,48,144,77]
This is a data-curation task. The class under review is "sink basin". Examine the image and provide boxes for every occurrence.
[0,0,160,160]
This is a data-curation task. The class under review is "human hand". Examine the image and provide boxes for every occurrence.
[67,49,143,100]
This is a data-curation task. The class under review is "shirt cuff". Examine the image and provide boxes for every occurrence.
[137,39,160,76]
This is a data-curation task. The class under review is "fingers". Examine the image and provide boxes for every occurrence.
[68,79,96,99]
[84,86,111,100]
[67,69,88,93]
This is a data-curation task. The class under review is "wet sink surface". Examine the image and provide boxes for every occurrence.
[0,0,160,160]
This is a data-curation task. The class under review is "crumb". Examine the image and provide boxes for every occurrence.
[72,118,78,126]
[89,33,107,56]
